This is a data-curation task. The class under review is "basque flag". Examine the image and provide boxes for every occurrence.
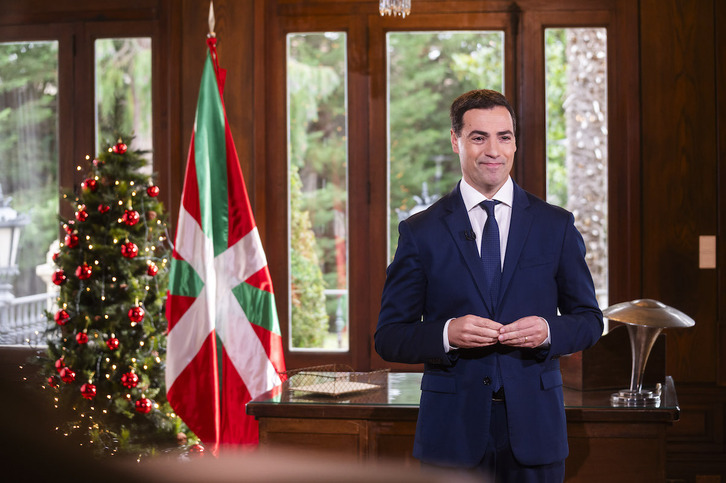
[165,37,286,451]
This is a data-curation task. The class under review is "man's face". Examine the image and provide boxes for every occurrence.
[451,106,516,198]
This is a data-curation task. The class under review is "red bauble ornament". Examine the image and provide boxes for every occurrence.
[128,306,145,323]
[112,141,128,154]
[52,252,60,263]
[81,178,98,192]
[121,371,139,389]
[98,204,110,214]
[64,221,75,234]
[147,262,159,277]
[59,367,76,383]
[64,234,79,249]
[75,332,88,344]
[54,309,71,326]
[122,209,140,226]
[106,337,120,350]
[52,270,67,286]
[48,375,59,388]
[121,242,138,258]
[135,397,152,414]
[189,444,205,457]
[146,185,160,197]
[75,263,92,280]
[75,206,88,222]
[92,158,102,167]
[80,383,97,400]
[54,357,65,372]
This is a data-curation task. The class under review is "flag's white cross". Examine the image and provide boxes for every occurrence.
[166,205,281,397]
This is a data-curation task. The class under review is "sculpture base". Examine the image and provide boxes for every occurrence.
[610,387,662,407]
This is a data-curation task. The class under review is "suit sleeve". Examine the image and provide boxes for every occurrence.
[374,220,453,365]
[542,212,604,360]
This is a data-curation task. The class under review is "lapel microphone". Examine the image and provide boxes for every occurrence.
[464,230,476,241]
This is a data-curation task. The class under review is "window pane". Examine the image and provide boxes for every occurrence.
[0,41,60,345]
[387,31,504,256]
[287,32,348,351]
[545,28,608,308]
[95,38,152,169]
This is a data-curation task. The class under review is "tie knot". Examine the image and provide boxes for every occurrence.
[480,200,499,217]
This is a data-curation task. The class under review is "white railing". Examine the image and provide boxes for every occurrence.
[0,291,56,346]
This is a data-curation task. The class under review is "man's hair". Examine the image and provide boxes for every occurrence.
[450,89,517,137]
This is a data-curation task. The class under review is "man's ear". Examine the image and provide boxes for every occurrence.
[450,129,460,154]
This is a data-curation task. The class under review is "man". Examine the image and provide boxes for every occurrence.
[375,89,603,481]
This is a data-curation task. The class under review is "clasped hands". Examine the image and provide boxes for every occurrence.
[448,315,547,349]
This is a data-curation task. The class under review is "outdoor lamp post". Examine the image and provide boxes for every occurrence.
[603,298,695,407]
[0,183,29,302]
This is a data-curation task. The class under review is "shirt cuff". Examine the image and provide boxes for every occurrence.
[537,317,551,348]
[443,318,457,352]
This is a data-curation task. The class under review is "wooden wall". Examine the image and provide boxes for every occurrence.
[639,0,726,480]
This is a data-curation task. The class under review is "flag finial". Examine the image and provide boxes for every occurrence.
[208,1,216,38]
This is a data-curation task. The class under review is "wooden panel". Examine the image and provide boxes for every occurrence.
[666,383,726,480]
[566,422,666,482]
[640,0,718,384]
[259,417,366,459]
[368,420,417,466]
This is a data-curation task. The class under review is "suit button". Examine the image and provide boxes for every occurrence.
[483,377,491,386]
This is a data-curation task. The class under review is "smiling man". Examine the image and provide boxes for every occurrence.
[375,89,603,482]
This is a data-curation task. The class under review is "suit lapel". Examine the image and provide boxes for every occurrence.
[442,184,496,316]
[498,183,533,309]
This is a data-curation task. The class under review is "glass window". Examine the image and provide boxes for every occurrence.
[95,38,152,169]
[287,32,348,351]
[0,41,60,345]
[386,31,504,256]
[545,28,608,308]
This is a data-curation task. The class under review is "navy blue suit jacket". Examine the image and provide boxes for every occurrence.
[375,181,603,468]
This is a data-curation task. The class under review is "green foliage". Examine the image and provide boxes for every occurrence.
[95,38,152,150]
[287,33,347,347]
[289,166,329,348]
[545,29,568,206]
[0,41,59,294]
[36,139,194,457]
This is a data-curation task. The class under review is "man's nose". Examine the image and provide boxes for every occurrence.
[484,139,500,157]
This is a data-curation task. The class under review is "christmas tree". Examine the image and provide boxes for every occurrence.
[37,139,196,457]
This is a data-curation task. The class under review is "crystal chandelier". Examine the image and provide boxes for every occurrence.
[379,0,411,18]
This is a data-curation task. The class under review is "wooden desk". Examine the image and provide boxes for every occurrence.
[247,373,679,482]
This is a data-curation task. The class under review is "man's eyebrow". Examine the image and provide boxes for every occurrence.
[467,129,514,137]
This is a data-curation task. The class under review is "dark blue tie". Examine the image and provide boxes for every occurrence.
[480,200,501,310]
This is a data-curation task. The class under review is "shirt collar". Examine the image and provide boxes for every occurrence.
[460,176,514,212]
